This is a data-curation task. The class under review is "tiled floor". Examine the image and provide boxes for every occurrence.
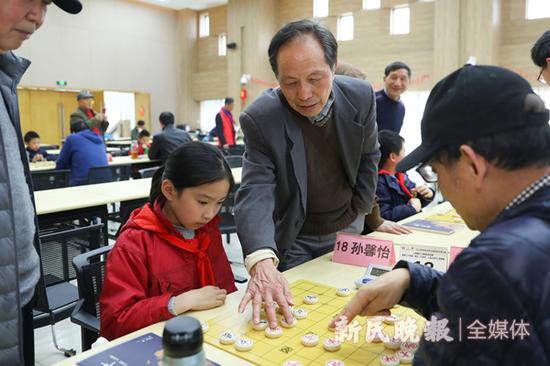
[34,232,248,366]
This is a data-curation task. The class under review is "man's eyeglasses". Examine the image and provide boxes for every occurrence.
[538,68,547,84]
[416,163,438,183]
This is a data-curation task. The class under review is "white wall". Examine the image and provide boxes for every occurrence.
[16,0,179,133]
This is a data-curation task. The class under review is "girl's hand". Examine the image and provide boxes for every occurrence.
[175,286,227,313]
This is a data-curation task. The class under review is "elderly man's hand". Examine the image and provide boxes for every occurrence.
[238,258,294,329]
[329,268,410,329]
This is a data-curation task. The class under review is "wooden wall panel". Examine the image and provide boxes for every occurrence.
[192,70,228,101]
[17,89,31,139]
[499,0,550,83]
[209,5,228,36]
[134,92,152,131]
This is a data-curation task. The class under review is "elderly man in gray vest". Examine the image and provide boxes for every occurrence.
[0,1,81,364]
[235,19,380,328]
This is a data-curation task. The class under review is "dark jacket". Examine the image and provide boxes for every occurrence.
[377,172,433,221]
[395,183,550,365]
[148,124,191,163]
[235,75,380,260]
[56,129,108,185]
[375,89,405,133]
[70,106,103,134]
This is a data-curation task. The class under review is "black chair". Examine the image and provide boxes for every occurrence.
[219,190,237,244]
[71,245,113,351]
[225,144,245,156]
[31,169,70,191]
[88,165,131,184]
[224,155,243,168]
[33,224,103,357]
[138,166,160,178]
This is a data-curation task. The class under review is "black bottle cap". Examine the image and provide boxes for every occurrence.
[162,316,203,358]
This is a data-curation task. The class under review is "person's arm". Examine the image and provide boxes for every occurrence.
[55,138,72,169]
[352,85,381,214]
[215,113,227,146]
[234,111,294,328]
[377,180,417,221]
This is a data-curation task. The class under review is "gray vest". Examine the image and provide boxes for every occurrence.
[0,51,40,365]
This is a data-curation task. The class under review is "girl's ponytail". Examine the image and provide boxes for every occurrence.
[149,165,166,203]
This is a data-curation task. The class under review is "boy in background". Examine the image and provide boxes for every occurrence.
[23,131,49,162]
[377,130,433,221]
[137,129,151,155]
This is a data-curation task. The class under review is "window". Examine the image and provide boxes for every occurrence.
[526,0,550,19]
[337,14,354,41]
[103,91,135,137]
[313,0,329,18]
[390,5,410,35]
[362,0,380,10]
[200,99,224,132]
[218,34,227,56]
[199,12,209,37]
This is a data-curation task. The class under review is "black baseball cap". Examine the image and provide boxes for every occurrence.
[397,65,550,172]
[77,90,94,100]
[53,0,82,14]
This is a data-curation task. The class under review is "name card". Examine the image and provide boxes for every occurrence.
[449,246,465,266]
[399,244,448,272]
[332,232,396,267]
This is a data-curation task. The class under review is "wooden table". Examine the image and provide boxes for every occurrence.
[29,161,56,171]
[52,252,368,366]
[35,167,242,214]
[29,155,160,172]
[46,147,120,155]
[367,202,478,255]
[51,201,473,366]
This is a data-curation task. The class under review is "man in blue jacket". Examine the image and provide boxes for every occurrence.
[335,65,550,365]
[56,121,108,185]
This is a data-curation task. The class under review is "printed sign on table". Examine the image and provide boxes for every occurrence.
[399,244,448,272]
[332,232,396,267]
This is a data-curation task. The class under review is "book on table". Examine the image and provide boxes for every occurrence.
[403,219,455,235]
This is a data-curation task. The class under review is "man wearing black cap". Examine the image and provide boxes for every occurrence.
[335,65,550,364]
[0,0,81,364]
[70,90,108,135]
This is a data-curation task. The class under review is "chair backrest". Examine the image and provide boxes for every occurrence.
[88,165,131,184]
[38,224,104,288]
[219,189,236,234]
[224,155,243,168]
[139,166,160,178]
[72,244,113,329]
[225,144,245,156]
[33,224,104,327]
[31,169,70,191]
[87,166,114,184]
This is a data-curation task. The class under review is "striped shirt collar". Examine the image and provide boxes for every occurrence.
[504,172,550,211]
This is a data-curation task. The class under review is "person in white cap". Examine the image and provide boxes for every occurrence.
[0,0,82,364]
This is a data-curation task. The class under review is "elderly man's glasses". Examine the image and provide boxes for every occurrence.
[416,163,438,183]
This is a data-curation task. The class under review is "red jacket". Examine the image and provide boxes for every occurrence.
[99,201,237,340]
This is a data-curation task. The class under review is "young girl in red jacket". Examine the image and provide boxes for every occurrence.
[100,142,237,340]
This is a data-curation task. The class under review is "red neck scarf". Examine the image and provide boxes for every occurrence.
[378,169,413,199]
[131,200,218,286]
